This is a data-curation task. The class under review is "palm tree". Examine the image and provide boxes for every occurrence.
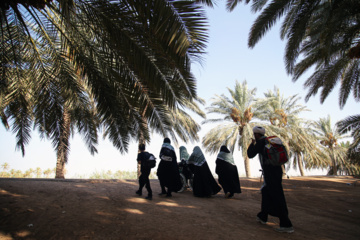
[286,119,328,176]
[337,114,360,165]
[1,163,9,172]
[255,86,328,176]
[35,167,42,178]
[202,80,259,177]
[337,141,360,175]
[225,0,360,108]
[43,168,53,178]
[312,115,349,175]
[256,86,309,128]
[166,97,206,145]
[1,1,209,178]
[0,162,10,177]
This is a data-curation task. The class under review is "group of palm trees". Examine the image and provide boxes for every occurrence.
[1,0,359,178]
[202,81,357,177]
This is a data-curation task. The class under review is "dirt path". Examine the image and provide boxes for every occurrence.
[1,176,359,240]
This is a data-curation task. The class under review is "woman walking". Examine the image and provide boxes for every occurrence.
[215,146,241,198]
[187,146,221,197]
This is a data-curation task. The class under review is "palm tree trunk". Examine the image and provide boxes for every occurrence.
[297,153,305,176]
[55,109,71,179]
[332,160,338,175]
[244,156,251,178]
[55,153,66,179]
[330,147,338,175]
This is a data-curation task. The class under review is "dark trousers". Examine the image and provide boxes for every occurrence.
[139,168,152,196]
[257,166,292,227]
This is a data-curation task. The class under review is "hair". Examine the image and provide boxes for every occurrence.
[164,137,171,144]
[138,144,146,151]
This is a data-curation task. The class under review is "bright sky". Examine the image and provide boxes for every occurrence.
[1,3,358,178]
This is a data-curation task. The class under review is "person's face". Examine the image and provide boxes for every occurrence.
[254,133,261,140]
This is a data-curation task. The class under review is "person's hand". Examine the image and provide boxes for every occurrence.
[251,138,256,144]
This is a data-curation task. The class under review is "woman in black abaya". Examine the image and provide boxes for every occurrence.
[157,138,182,197]
[215,146,241,198]
[187,146,221,197]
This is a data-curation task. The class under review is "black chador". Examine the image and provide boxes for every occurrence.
[187,146,221,197]
[215,146,241,198]
[157,138,182,197]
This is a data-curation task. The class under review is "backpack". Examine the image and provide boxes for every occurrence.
[146,153,157,168]
[264,136,289,166]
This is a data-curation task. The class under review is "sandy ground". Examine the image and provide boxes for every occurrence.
[0,176,359,240]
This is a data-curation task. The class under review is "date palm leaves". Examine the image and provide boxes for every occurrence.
[202,80,258,177]
[1,0,209,178]
[226,0,360,108]
[337,114,360,165]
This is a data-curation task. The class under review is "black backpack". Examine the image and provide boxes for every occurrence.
[146,153,156,168]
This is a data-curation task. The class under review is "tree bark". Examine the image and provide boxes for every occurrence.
[55,109,71,179]
[297,154,305,176]
[330,147,337,175]
[55,153,66,179]
[244,156,251,178]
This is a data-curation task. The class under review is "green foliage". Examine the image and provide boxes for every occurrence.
[0,163,155,179]
[228,0,360,108]
[203,81,358,176]
[202,80,259,177]
[337,114,360,165]
[0,163,56,178]
[2,0,209,178]
[89,170,157,180]
[312,115,357,175]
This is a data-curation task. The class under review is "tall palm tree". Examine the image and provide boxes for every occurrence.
[286,119,328,176]
[312,115,349,175]
[225,0,360,108]
[256,86,309,128]
[255,86,328,176]
[202,80,259,177]
[1,0,209,178]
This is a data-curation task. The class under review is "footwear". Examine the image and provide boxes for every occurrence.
[225,192,231,198]
[135,190,142,196]
[166,193,172,197]
[274,227,294,233]
[256,217,267,225]
[145,196,152,200]
[158,192,167,195]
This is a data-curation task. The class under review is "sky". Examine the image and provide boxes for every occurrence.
[1,2,358,178]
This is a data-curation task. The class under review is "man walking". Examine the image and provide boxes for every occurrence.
[247,126,294,233]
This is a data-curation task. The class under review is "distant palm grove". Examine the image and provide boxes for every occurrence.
[0,162,157,179]
[1,0,359,178]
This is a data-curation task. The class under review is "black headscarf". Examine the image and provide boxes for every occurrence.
[220,145,230,153]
